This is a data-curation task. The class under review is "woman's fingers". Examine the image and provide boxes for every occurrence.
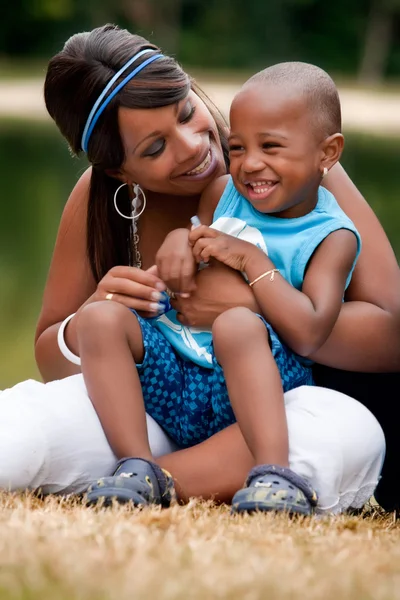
[107,265,166,291]
[96,265,166,314]
[99,277,162,302]
[101,293,164,314]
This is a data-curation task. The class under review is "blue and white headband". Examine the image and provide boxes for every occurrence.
[81,48,164,152]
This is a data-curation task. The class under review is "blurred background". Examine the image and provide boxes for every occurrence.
[0,0,400,387]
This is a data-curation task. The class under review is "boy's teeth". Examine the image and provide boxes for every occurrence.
[186,151,211,175]
[248,180,276,194]
[249,181,274,188]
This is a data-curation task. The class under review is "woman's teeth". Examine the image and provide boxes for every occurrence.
[186,151,211,175]
[248,181,276,194]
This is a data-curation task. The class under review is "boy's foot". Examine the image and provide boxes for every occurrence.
[231,464,318,516]
[85,457,176,508]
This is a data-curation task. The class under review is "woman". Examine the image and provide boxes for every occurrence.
[23,24,399,510]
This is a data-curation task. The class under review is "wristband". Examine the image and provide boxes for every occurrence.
[57,313,81,365]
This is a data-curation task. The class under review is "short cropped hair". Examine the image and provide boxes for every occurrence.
[245,62,341,137]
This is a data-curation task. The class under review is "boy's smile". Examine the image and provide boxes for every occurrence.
[228,83,325,218]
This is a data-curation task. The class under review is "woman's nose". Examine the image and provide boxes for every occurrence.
[175,129,203,164]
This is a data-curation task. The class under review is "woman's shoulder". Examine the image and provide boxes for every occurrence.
[62,167,92,223]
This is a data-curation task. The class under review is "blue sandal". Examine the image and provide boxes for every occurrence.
[85,457,176,508]
[231,464,318,516]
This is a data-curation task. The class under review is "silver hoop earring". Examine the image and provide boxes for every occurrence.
[321,167,329,179]
[113,182,147,220]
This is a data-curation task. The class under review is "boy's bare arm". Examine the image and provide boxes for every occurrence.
[245,229,358,356]
[189,226,358,357]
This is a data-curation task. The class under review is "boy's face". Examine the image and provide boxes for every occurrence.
[229,83,324,217]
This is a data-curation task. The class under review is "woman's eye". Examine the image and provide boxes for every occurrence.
[229,145,243,152]
[180,102,196,123]
[142,139,166,158]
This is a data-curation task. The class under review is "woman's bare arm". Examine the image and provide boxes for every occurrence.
[35,169,169,382]
[35,168,97,381]
[313,162,400,371]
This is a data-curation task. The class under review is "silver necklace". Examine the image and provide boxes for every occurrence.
[132,219,142,269]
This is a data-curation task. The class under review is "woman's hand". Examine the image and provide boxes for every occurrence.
[170,262,260,328]
[57,265,166,367]
[90,265,167,317]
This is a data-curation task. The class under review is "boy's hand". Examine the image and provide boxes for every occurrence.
[189,225,262,272]
[156,228,197,296]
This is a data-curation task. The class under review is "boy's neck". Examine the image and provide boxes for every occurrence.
[268,184,321,220]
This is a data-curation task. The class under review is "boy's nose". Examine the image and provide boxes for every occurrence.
[242,154,265,173]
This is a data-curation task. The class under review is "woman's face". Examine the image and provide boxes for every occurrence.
[117,90,227,196]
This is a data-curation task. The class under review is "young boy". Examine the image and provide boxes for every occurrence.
[82,62,360,514]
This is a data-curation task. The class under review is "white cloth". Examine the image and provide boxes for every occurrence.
[0,375,384,513]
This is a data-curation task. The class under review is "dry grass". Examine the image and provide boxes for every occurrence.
[0,494,399,600]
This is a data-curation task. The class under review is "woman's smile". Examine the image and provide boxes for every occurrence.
[176,143,219,182]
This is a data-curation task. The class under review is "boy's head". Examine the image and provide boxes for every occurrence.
[228,62,344,217]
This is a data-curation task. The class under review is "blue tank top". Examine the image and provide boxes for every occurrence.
[152,177,361,368]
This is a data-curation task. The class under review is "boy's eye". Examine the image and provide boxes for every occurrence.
[263,142,280,149]
[180,101,196,123]
[142,139,166,158]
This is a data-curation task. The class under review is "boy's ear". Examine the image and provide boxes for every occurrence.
[320,133,344,171]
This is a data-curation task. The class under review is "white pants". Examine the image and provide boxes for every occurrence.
[0,374,385,514]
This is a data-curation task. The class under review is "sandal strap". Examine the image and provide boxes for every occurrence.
[114,457,175,507]
[246,464,318,507]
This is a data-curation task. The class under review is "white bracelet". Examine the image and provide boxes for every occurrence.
[57,313,81,366]
[249,268,280,287]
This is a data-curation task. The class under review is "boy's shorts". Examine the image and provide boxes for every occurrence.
[134,312,313,448]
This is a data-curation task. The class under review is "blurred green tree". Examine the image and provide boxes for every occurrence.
[0,0,399,79]
[358,0,400,82]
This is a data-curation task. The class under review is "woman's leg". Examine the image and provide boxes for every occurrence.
[0,375,384,513]
[314,365,400,511]
[0,375,177,494]
[158,385,385,512]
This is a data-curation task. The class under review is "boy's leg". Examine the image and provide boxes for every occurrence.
[212,307,317,514]
[77,302,178,507]
[212,307,289,466]
[77,301,152,461]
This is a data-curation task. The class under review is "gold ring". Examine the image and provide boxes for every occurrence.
[105,293,114,301]
[166,289,176,300]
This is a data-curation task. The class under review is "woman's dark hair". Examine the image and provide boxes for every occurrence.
[44,24,228,281]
